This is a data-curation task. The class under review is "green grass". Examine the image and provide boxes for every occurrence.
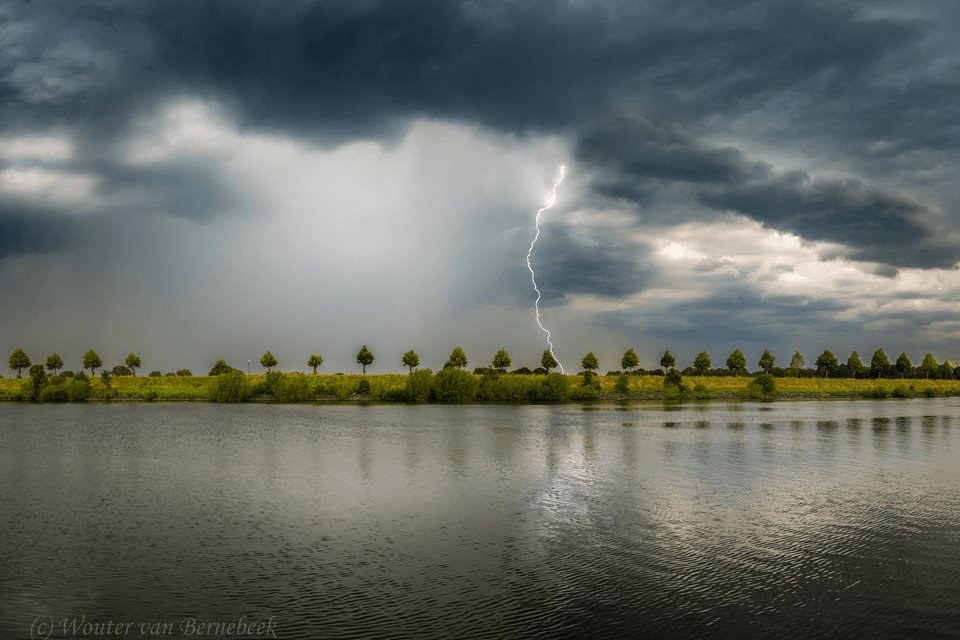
[2,372,959,402]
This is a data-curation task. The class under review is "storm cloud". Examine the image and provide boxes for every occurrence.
[2,0,960,370]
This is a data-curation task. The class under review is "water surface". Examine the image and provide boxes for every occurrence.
[1,400,958,638]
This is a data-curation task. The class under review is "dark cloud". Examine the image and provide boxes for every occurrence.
[0,209,77,259]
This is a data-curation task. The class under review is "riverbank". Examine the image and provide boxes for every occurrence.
[2,372,960,403]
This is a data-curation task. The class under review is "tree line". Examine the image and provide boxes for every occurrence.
[7,345,958,381]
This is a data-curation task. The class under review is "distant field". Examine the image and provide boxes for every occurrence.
[1,372,959,402]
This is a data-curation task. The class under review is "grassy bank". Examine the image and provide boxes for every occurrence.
[3,372,960,403]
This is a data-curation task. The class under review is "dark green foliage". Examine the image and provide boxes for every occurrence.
[356,346,374,373]
[357,378,371,395]
[307,353,323,374]
[401,350,420,373]
[747,373,777,399]
[45,353,63,375]
[208,359,234,376]
[210,370,251,403]
[540,350,558,373]
[615,374,630,394]
[446,346,468,369]
[111,364,132,377]
[260,351,278,371]
[726,349,747,373]
[758,350,775,373]
[125,353,141,375]
[693,351,711,375]
[405,368,434,402]
[511,367,533,375]
[492,348,511,372]
[815,350,839,377]
[895,352,912,378]
[664,368,684,389]
[580,370,601,390]
[273,373,311,402]
[581,352,599,372]
[871,349,890,378]
[621,348,639,372]
[919,353,939,379]
[847,351,864,378]
[892,383,912,398]
[789,351,805,375]
[539,373,570,401]
[176,369,193,376]
[28,364,47,400]
[9,348,31,377]
[164,372,176,377]
[569,385,600,401]
[432,367,478,402]
[940,361,954,380]
[143,390,158,402]
[660,350,676,371]
[82,349,102,375]
[149,370,163,377]
[100,370,113,387]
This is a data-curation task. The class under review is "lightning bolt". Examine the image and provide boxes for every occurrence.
[526,164,566,373]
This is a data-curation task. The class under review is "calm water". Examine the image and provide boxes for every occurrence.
[1,401,959,639]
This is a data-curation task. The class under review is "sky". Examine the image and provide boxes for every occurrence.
[2,0,960,374]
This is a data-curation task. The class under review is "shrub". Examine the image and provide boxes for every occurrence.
[580,370,601,390]
[539,373,571,401]
[208,359,235,376]
[746,373,777,399]
[39,384,69,402]
[892,384,912,398]
[615,374,630,395]
[148,371,162,377]
[210,371,251,403]
[273,373,310,402]
[692,382,710,399]
[357,378,371,395]
[432,367,479,402]
[865,386,890,398]
[176,369,193,377]
[405,369,434,402]
[569,385,599,401]
[66,377,91,401]
[143,390,158,402]
[111,364,133,377]
[164,372,176,377]
[922,387,940,398]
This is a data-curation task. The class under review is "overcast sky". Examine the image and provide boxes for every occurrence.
[2,0,960,374]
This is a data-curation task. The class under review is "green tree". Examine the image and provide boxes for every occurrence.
[45,352,64,375]
[125,353,141,376]
[920,353,939,379]
[789,351,805,377]
[615,374,630,394]
[621,348,639,372]
[260,351,278,372]
[692,351,711,376]
[847,351,864,379]
[660,350,676,371]
[541,350,559,373]
[356,346,374,374]
[581,352,599,372]
[29,363,48,400]
[446,346,468,369]
[307,354,323,374]
[726,348,747,374]
[82,349,103,376]
[208,359,234,376]
[492,348,512,373]
[8,348,31,377]
[895,352,913,378]
[871,349,890,379]
[940,360,954,380]
[815,350,839,377]
[401,350,420,373]
[758,350,775,374]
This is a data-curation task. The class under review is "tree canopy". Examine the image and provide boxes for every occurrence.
[307,354,323,374]
[815,350,839,377]
[45,352,64,374]
[8,348,31,377]
[401,350,420,373]
[541,350,559,373]
[125,353,141,376]
[758,350,775,373]
[660,350,676,371]
[621,348,639,372]
[82,349,103,375]
[356,346,375,374]
[446,346,468,369]
[726,349,747,373]
[581,352,599,372]
[692,351,711,375]
[492,348,512,372]
[260,351,278,371]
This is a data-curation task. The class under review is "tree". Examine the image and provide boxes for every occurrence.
[8,348,31,378]
[920,353,939,379]
[356,346,374,374]
[45,352,64,376]
[307,354,323,374]
[871,349,890,379]
[621,348,639,372]
[758,350,775,374]
[581,352,599,372]
[789,351,805,377]
[815,350,839,377]
[401,350,420,373]
[82,349,103,376]
[29,364,48,399]
[726,349,747,374]
[446,346,468,369]
[847,351,864,379]
[692,351,711,376]
[208,359,234,376]
[260,351,278,372]
[940,360,954,380]
[125,353,141,376]
[660,350,676,371]
[492,348,511,373]
[541,350,559,373]
[895,352,913,378]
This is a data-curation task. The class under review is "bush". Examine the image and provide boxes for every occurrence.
[143,390,158,402]
[569,385,599,401]
[39,384,69,402]
[66,377,91,402]
[210,371,251,403]
[148,371,162,377]
[176,369,193,377]
[273,373,310,402]
[615,374,630,395]
[892,384,912,398]
[539,373,571,401]
[111,364,132,376]
[164,372,176,377]
[432,367,479,402]
[746,373,777,399]
[865,385,890,398]
[357,378,371,395]
[580,370,601,390]
[922,387,940,398]
[405,369,434,402]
